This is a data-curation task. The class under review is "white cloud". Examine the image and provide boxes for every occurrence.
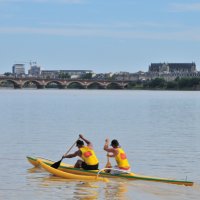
[39,21,183,30]
[0,0,84,3]
[1,26,200,41]
[170,3,200,12]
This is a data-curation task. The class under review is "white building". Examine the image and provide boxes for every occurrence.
[12,64,25,76]
[41,70,60,79]
[41,69,93,79]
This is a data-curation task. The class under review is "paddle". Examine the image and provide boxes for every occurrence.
[105,155,112,168]
[103,155,112,173]
[51,139,78,169]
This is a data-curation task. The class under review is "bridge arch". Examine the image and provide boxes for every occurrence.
[22,80,43,89]
[107,82,123,89]
[67,81,85,89]
[0,79,21,88]
[45,80,65,89]
[87,82,105,89]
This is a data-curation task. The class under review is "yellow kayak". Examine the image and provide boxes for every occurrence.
[38,159,109,182]
[27,156,193,186]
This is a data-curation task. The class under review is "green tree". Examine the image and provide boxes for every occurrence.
[148,78,166,89]
[4,72,13,76]
[127,82,136,89]
[177,78,190,89]
[166,81,178,89]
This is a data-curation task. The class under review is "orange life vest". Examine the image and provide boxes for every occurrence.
[115,148,130,170]
[80,146,99,165]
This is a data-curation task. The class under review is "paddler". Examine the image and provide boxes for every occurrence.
[104,138,131,174]
[62,134,99,170]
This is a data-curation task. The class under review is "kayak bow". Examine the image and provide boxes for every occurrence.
[27,156,72,168]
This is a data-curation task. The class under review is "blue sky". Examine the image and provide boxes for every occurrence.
[0,0,200,73]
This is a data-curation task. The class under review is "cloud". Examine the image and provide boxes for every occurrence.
[169,3,200,12]
[1,26,200,41]
[0,0,84,3]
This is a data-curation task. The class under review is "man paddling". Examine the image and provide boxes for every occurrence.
[62,134,99,170]
[104,139,131,174]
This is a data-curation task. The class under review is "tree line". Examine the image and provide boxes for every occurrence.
[128,77,200,90]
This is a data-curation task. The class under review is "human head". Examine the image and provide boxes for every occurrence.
[111,139,119,148]
[76,140,84,148]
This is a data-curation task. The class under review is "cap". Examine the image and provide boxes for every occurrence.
[110,139,119,147]
[76,140,84,146]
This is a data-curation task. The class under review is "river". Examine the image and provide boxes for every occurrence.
[0,89,200,199]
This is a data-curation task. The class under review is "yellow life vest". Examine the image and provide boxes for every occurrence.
[80,146,99,165]
[115,148,130,170]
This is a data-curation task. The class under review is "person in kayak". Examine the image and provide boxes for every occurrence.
[104,138,131,174]
[62,134,99,170]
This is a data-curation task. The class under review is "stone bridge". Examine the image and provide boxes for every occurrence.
[0,77,130,89]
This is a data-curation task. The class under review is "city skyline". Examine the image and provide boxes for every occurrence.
[3,61,199,75]
[0,0,200,74]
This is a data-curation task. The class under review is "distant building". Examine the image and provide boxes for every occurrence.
[28,65,41,77]
[113,71,147,81]
[94,73,112,80]
[149,62,196,73]
[60,70,93,76]
[93,73,105,80]
[12,64,25,76]
[41,69,93,79]
[112,72,127,81]
[41,70,60,79]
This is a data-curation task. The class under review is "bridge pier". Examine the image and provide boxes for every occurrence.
[14,84,22,89]
[37,85,45,89]
[58,85,66,89]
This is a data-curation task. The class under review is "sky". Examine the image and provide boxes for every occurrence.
[0,0,200,74]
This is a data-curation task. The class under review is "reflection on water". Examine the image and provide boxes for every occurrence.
[27,168,99,199]
[27,167,44,173]
[26,164,199,200]
[27,167,128,200]
[104,180,128,200]
[73,182,99,200]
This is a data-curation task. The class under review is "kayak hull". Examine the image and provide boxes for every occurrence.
[38,159,108,182]
[27,156,193,186]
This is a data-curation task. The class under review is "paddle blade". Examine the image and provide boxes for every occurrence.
[51,159,62,169]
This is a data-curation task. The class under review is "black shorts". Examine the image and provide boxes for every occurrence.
[81,162,99,170]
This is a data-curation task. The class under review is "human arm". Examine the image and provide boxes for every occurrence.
[104,138,118,156]
[62,150,81,159]
[79,134,92,147]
